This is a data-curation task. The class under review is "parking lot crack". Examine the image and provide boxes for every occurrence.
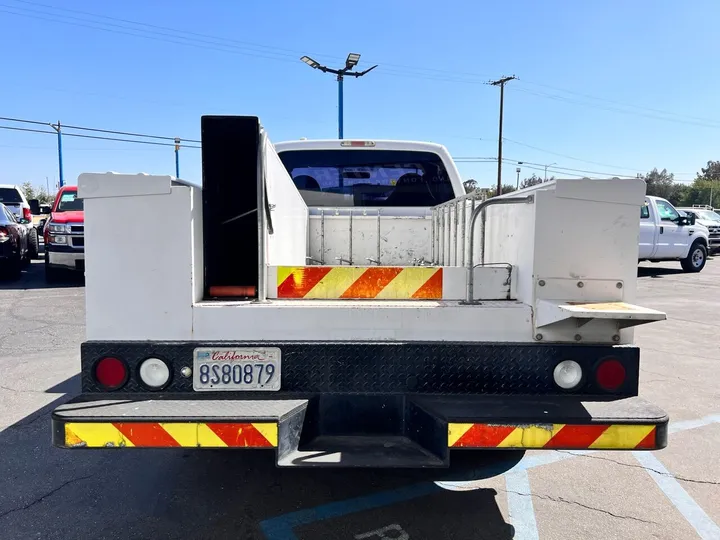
[0,474,94,521]
[500,487,658,524]
[0,385,47,394]
[555,451,720,486]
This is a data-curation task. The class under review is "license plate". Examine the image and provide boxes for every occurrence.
[193,347,281,391]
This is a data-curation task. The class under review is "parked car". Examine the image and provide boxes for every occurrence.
[43,185,84,282]
[0,184,40,259]
[639,196,709,272]
[676,207,720,254]
[31,203,52,236]
[0,202,29,279]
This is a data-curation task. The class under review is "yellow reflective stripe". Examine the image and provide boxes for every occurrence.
[375,268,437,299]
[276,267,295,287]
[160,423,198,447]
[589,424,655,449]
[447,423,473,447]
[497,424,566,448]
[304,267,358,299]
[65,423,135,448]
[252,423,278,447]
[196,424,229,447]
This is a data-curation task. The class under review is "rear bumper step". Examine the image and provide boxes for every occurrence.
[53,395,668,467]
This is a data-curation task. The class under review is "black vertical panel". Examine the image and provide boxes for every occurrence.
[201,116,259,295]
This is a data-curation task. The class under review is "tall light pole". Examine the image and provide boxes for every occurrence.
[174,138,181,179]
[544,162,556,181]
[50,121,64,187]
[516,167,521,189]
[710,178,715,208]
[300,53,377,139]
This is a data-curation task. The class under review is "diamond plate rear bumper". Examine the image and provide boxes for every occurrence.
[78,341,641,396]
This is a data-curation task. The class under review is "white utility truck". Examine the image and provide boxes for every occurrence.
[640,196,709,272]
[53,116,668,469]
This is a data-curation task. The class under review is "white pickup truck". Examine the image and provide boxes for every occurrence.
[639,196,709,272]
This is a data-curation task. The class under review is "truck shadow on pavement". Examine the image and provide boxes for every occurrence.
[637,266,685,278]
[0,378,517,540]
[0,259,84,290]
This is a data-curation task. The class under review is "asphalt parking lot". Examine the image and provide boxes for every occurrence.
[0,254,718,540]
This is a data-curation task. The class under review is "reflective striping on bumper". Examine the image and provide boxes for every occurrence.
[275,266,443,299]
[63,422,278,448]
[448,423,658,449]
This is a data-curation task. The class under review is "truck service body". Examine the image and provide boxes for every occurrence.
[52,116,668,469]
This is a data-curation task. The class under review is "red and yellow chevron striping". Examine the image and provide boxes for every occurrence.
[276,266,443,299]
[63,422,277,448]
[448,423,658,449]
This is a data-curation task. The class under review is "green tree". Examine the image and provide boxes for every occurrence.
[35,186,53,205]
[642,168,683,203]
[486,184,517,198]
[698,160,720,181]
[20,181,36,201]
[679,179,717,208]
[17,182,54,204]
[519,174,545,189]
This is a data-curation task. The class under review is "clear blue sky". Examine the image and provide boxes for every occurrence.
[1,0,718,191]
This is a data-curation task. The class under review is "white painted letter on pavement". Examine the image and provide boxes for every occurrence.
[355,524,410,540]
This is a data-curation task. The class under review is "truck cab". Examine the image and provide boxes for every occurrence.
[43,185,85,281]
[639,195,709,272]
[676,206,720,254]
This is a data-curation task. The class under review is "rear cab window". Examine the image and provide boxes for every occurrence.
[278,150,456,207]
[0,188,23,204]
[55,190,83,212]
[641,202,650,219]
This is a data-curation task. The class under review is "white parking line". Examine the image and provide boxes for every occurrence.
[633,451,720,540]
[505,471,540,540]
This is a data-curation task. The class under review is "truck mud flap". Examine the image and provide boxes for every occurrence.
[52,395,668,468]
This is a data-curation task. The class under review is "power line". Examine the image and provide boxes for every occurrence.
[61,123,200,143]
[510,86,720,129]
[7,0,719,132]
[7,0,497,83]
[501,137,641,172]
[519,79,720,125]
[0,116,200,144]
[0,2,494,86]
[0,124,201,148]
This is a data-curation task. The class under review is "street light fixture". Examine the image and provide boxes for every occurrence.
[345,53,361,69]
[300,52,378,139]
[516,167,521,189]
[544,162,557,181]
[301,56,322,70]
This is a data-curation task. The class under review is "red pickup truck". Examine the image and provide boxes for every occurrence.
[43,185,84,281]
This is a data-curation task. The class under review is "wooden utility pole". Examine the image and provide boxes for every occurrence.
[488,76,517,195]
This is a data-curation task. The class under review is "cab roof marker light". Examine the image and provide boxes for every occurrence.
[340,141,375,147]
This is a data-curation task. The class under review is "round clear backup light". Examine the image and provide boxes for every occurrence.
[139,357,170,389]
[553,360,583,390]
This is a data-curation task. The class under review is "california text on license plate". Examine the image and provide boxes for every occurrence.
[193,348,281,391]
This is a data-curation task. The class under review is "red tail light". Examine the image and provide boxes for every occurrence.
[596,358,626,391]
[94,357,129,390]
[0,226,9,241]
[23,206,32,222]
